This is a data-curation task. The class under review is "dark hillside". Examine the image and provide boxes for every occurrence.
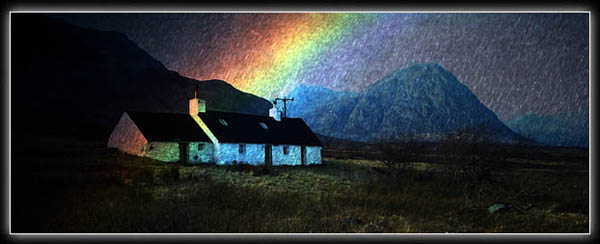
[11,14,271,139]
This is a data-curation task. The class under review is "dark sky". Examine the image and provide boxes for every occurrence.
[50,13,589,121]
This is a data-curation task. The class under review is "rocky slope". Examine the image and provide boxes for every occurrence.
[288,63,521,143]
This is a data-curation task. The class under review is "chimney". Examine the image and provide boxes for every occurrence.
[269,103,281,121]
[189,84,206,115]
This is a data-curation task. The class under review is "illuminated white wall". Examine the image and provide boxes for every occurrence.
[187,142,214,163]
[216,143,322,166]
[134,141,215,163]
[217,143,265,166]
[143,142,180,162]
[271,145,301,166]
[306,146,322,165]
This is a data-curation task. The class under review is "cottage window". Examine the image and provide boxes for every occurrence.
[239,144,246,154]
[283,145,289,155]
[219,119,228,126]
[259,122,268,130]
[198,144,204,151]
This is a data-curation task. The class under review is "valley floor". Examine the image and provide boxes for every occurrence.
[10,134,589,233]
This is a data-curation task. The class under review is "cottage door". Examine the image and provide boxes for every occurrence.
[265,144,272,167]
[301,146,306,166]
[179,142,189,163]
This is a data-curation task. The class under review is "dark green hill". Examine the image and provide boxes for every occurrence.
[11,14,271,139]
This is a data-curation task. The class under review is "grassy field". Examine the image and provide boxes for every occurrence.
[11,134,589,233]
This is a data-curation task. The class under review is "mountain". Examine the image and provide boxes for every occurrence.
[287,63,521,143]
[11,14,271,139]
[505,110,589,148]
[287,85,360,139]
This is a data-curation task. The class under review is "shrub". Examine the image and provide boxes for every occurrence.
[225,162,275,177]
[156,165,180,184]
[170,165,180,182]
[252,165,274,176]
[436,124,505,202]
[226,161,254,172]
[372,141,415,179]
[131,167,154,185]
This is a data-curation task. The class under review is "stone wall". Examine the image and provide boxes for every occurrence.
[218,143,265,165]
[306,146,322,165]
[144,142,180,162]
[187,142,214,163]
[218,143,322,166]
[272,145,302,166]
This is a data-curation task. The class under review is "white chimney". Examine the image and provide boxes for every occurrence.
[269,104,281,121]
[198,99,206,113]
[189,85,206,115]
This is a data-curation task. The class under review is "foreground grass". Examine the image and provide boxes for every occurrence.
[11,137,588,233]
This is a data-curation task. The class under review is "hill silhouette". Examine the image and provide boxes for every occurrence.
[11,14,271,139]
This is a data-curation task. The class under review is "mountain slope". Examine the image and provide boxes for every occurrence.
[288,63,521,143]
[287,85,360,139]
[505,110,589,148]
[11,14,271,139]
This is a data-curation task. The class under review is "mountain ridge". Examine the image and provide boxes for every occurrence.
[505,110,588,148]
[12,14,272,139]
[288,63,521,144]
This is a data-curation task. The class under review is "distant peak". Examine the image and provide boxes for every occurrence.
[423,62,445,68]
[293,84,329,91]
[404,62,448,72]
[376,62,457,86]
[289,84,358,97]
[288,84,330,94]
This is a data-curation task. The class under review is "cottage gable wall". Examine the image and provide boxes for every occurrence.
[107,113,148,155]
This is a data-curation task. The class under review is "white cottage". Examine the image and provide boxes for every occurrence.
[107,91,322,166]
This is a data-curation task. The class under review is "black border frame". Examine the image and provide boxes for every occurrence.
[3,0,596,243]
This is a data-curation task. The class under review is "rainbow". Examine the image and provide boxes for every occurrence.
[192,13,380,99]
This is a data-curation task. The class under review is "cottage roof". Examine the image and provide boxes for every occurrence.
[126,112,212,142]
[197,110,322,146]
